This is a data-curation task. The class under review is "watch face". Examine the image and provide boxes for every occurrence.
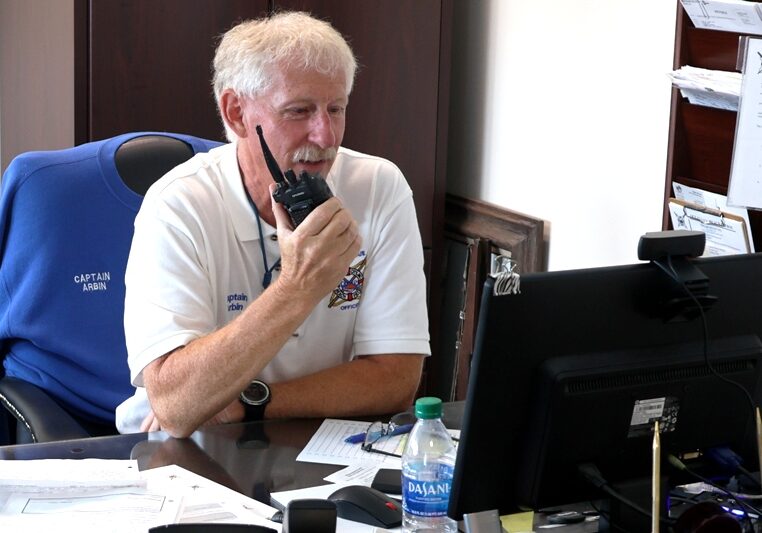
[241,380,270,406]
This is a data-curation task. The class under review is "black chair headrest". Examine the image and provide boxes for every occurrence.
[115,135,195,195]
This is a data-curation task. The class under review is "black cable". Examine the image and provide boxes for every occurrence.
[654,256,762,497]
[707,447,762,491]
[651,255,762,530]
[653,256,757,414]
[654,256,761,479]
[736,464,761,491]
[578,463,676,530]
[668,454,761,526]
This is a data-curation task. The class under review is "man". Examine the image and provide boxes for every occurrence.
[115,11,430,438]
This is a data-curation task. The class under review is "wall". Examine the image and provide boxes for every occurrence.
[447,0,678,271]
[0,0,678,272]
[0,0,74,173]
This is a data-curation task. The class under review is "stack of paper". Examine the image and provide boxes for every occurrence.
[0,459,280,532]
[667,66,742,111]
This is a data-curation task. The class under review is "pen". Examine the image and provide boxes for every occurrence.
[344,423,414,444]
[652,420,660,533]
[754,407,762,476]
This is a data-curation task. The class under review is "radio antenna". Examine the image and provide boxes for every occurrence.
[256,125,286,184]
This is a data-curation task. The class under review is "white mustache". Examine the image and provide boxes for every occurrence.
[291,145,337,164]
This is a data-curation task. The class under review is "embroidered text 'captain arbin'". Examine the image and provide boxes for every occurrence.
[75,271,111,292]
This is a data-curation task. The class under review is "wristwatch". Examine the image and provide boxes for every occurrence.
[239,379,271,422]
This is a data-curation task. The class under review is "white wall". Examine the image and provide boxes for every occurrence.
[447,0,678,271]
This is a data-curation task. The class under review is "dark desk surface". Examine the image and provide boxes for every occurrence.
[0,401,596,532]
[0,403,465,507]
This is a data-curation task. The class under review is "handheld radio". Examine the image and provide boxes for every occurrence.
[255,125,333,227]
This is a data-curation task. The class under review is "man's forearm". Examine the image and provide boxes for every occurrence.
[143,278,317,438]
[265,354,425,420]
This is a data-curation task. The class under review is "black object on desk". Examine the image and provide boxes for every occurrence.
[371,467,402,495]
[283,498,337,533]
[328,484,402,528]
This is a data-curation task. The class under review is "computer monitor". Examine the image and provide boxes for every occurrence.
[449,251,762,528]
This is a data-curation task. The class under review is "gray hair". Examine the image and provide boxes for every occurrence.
[212,11,357,112]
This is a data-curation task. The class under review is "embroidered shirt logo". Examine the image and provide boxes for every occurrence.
[74,272,111,292]
[329,254,367,309]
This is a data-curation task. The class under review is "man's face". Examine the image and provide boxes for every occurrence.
[242,64,348,181]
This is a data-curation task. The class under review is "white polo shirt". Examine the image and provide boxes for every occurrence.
[116,143,430,433]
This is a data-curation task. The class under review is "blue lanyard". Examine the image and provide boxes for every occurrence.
[245,191,281,289]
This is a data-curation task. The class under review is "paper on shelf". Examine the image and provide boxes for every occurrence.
[667,66,741,111]
[680,0,762,35]
[673,181,755,253]
[668,198,751,256]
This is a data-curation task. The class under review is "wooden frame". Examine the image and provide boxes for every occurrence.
[444,194,544,274]
[427,194,545,400]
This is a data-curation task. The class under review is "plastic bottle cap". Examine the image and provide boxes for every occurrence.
[415,396,443,419]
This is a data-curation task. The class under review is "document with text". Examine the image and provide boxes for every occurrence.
[681,0,762,34]
[0,459,281,532]
[297,419,406,467]
[297,418,460,468]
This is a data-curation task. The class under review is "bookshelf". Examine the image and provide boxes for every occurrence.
[665,0,762,248]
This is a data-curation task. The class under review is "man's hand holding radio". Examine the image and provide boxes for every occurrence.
[271,192,362,305]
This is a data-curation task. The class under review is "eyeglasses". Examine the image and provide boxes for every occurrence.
[361,412,417,458]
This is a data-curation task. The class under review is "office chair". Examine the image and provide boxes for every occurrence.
[0,132,222,444]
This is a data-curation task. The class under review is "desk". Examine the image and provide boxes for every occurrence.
[0,402,597,532]
[0,403,465,508]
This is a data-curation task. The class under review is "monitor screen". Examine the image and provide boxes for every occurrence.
[449,252,762,525]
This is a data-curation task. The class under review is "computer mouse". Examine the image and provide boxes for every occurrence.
[327,484,403,528]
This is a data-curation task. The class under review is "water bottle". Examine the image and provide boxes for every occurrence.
[401,396,458,532]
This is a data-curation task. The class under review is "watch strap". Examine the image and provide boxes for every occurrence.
[241,400,267,423]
